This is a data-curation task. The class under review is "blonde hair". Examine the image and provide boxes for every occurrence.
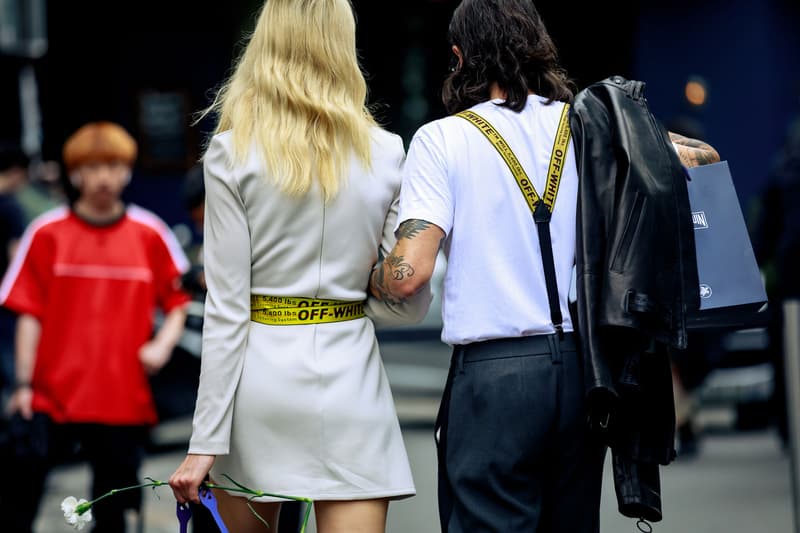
[204,0,375,201]
[63,122,137,173]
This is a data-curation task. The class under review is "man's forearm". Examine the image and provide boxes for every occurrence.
[370,250,417,303]
[15,314,41,386]
[669,132,720,167]
[369,219,444,303]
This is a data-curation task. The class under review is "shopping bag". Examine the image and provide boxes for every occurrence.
[685,161,768,328]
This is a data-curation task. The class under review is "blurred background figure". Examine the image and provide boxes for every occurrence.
[15,159,64,223]
[752,115,800,446]
[0,142,28,407]
[181,163,206,299]
[0,122,190,532]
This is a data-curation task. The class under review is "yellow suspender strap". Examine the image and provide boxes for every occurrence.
[456,103,572,336]
[455,103,571,215]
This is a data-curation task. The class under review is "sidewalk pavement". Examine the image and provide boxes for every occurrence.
[33,396,443,533]
[33,401,794,533]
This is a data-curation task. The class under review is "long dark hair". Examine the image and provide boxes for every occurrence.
[442,0,575,114]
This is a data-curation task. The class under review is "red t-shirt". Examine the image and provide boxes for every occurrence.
[0,205,191,425]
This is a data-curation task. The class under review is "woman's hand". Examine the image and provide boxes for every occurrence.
[169,454,216,504]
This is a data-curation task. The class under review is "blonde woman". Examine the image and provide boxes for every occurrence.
[168,1,432,531]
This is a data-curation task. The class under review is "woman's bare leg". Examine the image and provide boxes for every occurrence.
[211,486,282,533]
[315,499,389,533]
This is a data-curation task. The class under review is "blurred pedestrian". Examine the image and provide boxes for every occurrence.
[182,164,206,298]
[168,1,431,532]
[753,116,800,445]
[0,142,28,405]
[0,121,190,532]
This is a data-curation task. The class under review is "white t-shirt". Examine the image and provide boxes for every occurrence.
[398,95,578,345]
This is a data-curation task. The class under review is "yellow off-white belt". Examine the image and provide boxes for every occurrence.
[250,295,366,326]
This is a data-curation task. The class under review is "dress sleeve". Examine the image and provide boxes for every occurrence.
[189,136,252,455]
[365,137,433,327]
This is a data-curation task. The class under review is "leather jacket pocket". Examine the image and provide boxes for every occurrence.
[610,191,646,273]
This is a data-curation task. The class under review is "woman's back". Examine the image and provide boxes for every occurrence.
[189,124,429,504]
[205,128,405,301]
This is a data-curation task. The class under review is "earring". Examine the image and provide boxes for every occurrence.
[448,56,459,73]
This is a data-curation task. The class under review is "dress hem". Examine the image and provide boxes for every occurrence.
[221,487,416,503]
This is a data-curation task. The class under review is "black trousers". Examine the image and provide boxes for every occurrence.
[436,333,606,533]
[0,414,146,533]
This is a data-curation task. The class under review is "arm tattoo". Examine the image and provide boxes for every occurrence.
[371,253,399,304]
[668,132,707,148]
[386,253,415,280]
[370,219,435,303]
[396,219,434,240]
[370,251,415,304]
[669,132,721,167]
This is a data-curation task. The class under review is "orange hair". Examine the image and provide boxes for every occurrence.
[62,122,137,173]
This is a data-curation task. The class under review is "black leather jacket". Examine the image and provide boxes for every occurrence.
[569,76,700,521]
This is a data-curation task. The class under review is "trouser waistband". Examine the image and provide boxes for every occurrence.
[457,332,576,363]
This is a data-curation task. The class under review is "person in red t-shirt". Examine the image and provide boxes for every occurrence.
[0,122,190,532]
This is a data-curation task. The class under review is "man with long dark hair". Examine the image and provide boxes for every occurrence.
[371,1,603,531]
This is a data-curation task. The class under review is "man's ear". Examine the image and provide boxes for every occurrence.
[452,45,464,69]
[69,172,82,188]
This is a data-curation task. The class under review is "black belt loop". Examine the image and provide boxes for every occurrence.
[456,346,466,374]
[534,202,564,338]
[547,334,563,364]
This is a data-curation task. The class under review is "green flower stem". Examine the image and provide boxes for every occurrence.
[76,478,167,515]
[203,483,313,504]
[73,476,313,532]
[204,481,313,533]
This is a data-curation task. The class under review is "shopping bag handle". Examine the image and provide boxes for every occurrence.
[200,488,229,533]
[175,489,229,533]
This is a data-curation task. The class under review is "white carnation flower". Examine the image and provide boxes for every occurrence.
[61,496,93,530]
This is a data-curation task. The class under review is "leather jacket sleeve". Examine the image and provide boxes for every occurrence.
[569,87,618,397]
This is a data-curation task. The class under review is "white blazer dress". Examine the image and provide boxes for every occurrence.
[187,128,432,502]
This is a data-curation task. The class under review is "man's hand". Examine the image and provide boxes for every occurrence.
[6,385,33,419]
[139,340,172,375]
[669,132,720,167]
